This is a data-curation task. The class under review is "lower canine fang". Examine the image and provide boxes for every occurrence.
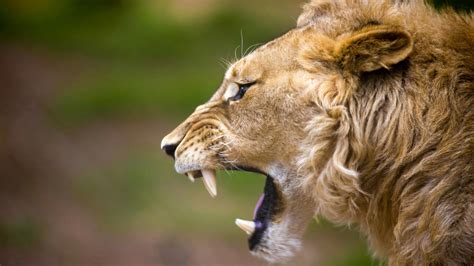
[235,219,256,235]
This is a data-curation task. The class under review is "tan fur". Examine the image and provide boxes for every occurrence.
[162,0,474,264]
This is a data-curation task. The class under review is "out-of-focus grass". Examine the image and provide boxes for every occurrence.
[328,247,379,266]
[0,219,42,248]
[329,253,377,266]
[45,4,296,126]
[74,150,266,239]
[2,2,292,61]
[51,65,221,125]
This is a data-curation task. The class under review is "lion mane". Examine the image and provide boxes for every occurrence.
[296,0,474,264]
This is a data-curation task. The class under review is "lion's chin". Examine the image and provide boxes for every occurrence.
[250,223,303,263]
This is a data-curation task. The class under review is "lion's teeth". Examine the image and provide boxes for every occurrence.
[186,172,195,182]
[201,169,217,198]
[235,219,255,235]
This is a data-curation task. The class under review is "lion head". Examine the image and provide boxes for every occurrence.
[162,0,474,264]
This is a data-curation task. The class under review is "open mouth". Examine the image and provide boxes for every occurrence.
[183,168,284,250]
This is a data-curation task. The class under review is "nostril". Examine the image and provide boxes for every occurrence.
[162,144,178,159]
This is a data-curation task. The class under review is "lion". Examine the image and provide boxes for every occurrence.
[161,0,474,264]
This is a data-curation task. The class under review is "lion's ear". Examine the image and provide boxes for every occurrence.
[334,25,413,73]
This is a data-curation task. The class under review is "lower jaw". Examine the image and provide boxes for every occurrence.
[177,166,284,251]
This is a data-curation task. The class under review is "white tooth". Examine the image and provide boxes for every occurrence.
[235,219,255,235]
[186,172,195,182]
[201,169,217,198]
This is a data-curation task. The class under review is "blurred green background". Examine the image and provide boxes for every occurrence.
[0,0,471,265]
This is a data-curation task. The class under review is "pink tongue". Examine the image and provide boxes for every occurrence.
[253,194,265,219]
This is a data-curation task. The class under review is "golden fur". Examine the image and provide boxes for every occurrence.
[162,0,473,264]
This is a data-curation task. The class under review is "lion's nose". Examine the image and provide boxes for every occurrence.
[161,143,178,159]
[161,132,183,159]
[161,120,190,160]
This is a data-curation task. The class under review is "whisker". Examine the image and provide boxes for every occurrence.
[244,43,262,56]
[219,57,235,69]
[234,45,241,62]
[240,29,244,59]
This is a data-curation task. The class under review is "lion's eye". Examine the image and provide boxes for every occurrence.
[229,82,256,101]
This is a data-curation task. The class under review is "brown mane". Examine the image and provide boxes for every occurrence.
[297,1,474,264]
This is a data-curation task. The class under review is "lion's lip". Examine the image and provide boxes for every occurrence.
[253,194,265,219]
[248,175,282,250]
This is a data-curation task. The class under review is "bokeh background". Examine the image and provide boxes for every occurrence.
[0,0,471,265]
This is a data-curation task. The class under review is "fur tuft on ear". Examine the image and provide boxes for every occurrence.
[335,25,413,73]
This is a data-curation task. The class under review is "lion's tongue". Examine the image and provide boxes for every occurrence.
[253,194,265,219]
